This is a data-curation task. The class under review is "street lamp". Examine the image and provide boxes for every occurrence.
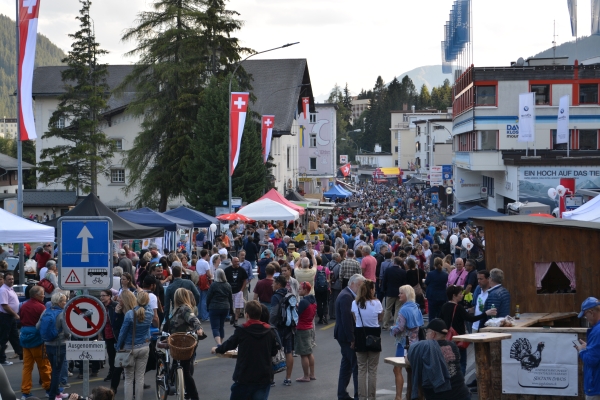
[227,42,299,211]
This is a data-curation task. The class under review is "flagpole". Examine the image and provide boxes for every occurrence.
[16,0,25,285]
[227,42,299,212]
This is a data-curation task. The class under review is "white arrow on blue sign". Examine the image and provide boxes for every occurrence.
[58,216,113,290]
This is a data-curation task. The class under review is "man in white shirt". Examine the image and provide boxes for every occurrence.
[471,270,491,332]
[0,272,22,365]
[39,260,54,280]
[196,249,212,321]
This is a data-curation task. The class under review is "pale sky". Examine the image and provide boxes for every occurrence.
[0,0,593,99]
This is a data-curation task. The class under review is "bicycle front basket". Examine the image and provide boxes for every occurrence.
[167,333,196,360]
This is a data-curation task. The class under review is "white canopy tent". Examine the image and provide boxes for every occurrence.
[237,198,300,221]
[562,195,600,222]
[0,208,55,243]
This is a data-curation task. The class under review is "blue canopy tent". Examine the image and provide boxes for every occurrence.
[119,207,194,252]
[164,206,218,228]
[337,184,353,196]
[324,184,351,201]
[446,206,505,223]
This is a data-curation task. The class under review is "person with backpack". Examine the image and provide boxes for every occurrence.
[314,257,331,325]
[327,253,343,321]
[270,276,297,386]
[36,292,70,400]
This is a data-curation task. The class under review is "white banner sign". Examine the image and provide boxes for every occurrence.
[518,92,535,142]
[501,332,578,396]
[556,95,570,144]
[66,341,106,361]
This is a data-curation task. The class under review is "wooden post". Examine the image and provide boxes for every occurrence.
[474,342,492,399]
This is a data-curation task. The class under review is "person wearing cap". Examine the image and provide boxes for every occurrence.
[287,243,300,262]
[407,318,470,400]
[575,297,600,399]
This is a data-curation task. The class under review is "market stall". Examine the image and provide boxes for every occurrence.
[236,198,300,221]
[323,184,350,201]
[257,188,305,215]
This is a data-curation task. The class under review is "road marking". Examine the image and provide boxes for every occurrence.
[320,322,335,330]
[26,378,103,393]
[195,356,218,362]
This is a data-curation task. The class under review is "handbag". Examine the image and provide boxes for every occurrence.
[272,347,287,373]
[446,303,470,350]
[115,315,137,368]
[356,305,382,352]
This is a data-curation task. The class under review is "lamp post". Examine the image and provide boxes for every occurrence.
[227,42,299,212]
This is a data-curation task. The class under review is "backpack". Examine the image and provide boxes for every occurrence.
[39,307,63,342]
[278,293,298,328]
[315,268,328,293]
[39,278,54,294]
[327,261,339,284]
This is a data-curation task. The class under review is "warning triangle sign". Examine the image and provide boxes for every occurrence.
[65,270,81,284]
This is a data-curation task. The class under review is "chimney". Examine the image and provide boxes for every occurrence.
[374,144,382,153]
[403,103,408,111]
[411,105,415,113]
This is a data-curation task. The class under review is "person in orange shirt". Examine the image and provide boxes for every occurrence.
[221,232,231,249]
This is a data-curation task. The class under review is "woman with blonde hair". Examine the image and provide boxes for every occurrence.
[115,291,154,400]
[351,279,383,400]
[169,288,203,400]
[109,289,136,394]
[390,285,423,400]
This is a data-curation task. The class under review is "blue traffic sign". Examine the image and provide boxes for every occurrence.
[58,217,113,290]
[431,193,439,205]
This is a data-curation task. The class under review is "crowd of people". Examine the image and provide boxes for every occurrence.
[0,181,598,400]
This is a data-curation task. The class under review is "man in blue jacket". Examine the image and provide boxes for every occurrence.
[575,297,600,399]
[482,268,511,319]
[334,273,365,400]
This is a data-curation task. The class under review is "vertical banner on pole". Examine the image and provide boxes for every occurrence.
[229,92,249,176]
[592,0,600,35]
[556,95,570,144]
[18,0,40,141]
[518,93,536,143]
[567,0,578,37]
[261,115,274,163]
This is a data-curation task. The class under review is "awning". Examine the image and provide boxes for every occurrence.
[456,193,487,204]
[379,167,401,176]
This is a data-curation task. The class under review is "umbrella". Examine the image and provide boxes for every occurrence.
[217,213,254,222]
[529,213,555,218]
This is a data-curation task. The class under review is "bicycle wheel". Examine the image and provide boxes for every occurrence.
[175,367,185,400]
[155,357,169,400]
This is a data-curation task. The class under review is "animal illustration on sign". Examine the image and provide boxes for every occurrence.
[510,338,545,371]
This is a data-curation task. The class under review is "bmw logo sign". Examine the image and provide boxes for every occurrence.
[560,109,564,114]
[524,106,529,111]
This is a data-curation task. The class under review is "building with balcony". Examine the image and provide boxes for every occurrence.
[413,119,454,177]
[355,145,394,182]
[451,59,600,212]
[0,118,17,139]
[350,97,370,124]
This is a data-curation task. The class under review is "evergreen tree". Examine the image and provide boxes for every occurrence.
[118,0,252,211]
[342,83,352,111]
[418,84,432,109]
[37,0,113,195]
[327,83,351,140]
[183,77,266,214]
[361,76,390,151]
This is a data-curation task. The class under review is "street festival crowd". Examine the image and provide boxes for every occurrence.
[0,183,599,400]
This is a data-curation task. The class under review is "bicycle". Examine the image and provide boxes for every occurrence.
[155,331,197,400]
[78,351,92,360]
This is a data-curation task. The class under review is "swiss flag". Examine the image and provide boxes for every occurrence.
[230,92,249,175]
[261,115,275,163]
[18,0,41,141]
[302,97,310,119]
[340,163,351,177]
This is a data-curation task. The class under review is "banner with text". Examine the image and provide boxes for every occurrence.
[518,93,535,142]
[501,332,578,396]
[518,166,600,205]
[556,95,570,144]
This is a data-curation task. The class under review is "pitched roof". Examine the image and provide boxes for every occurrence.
[32,59,314,133]
[0,153,33,170]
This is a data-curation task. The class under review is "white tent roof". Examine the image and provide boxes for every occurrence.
[0,208,55,243]
[237,198,300,221]
[562,195,600,222]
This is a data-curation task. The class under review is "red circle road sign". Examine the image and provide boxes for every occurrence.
[64,295,107,338]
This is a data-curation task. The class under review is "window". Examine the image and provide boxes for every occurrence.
[536,261,576,294]
[579,84,598,104]
[416,142,420,152]
[114,139,123,151]
[310,114,316,123]
[56,116,65,129]
[531,84,550,105]
[479,131,497,150]
[579,130,598,150]
[394,132,398,139]
[286,146,291,170]
[309,157,317,170]
[483,176,495,197]
[111,169,125,183]
[551,129,573,150]
[395,146,398,153]
[475,85,496,106]
[395,160,399,166]
[310,133,317,148]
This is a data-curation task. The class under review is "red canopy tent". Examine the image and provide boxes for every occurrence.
[258,189,305,215]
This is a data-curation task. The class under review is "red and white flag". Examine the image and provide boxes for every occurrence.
[19,0,41,141]
[261,115,274,164]
[229,92,249,176]
[340,163,351,177]
[302,97,310,119]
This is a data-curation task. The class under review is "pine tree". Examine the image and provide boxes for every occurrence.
[419,84,432,109]
[37,0,113,195]
[118,0,252,211]
[183,77,266,214]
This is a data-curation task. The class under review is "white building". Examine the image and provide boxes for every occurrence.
[413,119,454,178]
[350,97,370,124]
[0,118,17,139]
[451,59,600,212]
[32,59,316,209]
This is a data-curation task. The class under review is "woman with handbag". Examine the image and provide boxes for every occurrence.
[440,285,497,375]
[351,279,383,400]
[390,285,423,400]
[169,288,205,400]
[108,290,136,394]
[115,291,154,400]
